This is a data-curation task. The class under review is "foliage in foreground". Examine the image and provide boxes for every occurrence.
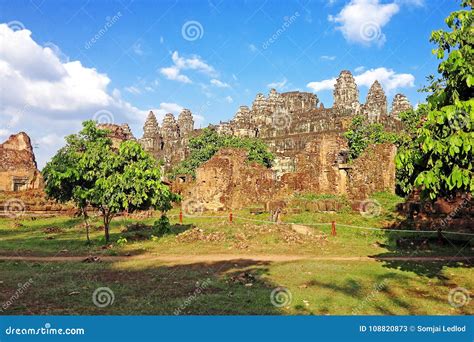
[43,120,178,243]
[169,128,274,178]
[396,1,473,199]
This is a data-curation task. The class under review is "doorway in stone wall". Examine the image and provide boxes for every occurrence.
[12,177,29,191]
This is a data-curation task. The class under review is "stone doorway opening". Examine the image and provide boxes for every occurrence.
[12,177,29,192]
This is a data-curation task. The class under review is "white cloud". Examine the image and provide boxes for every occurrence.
[210,78,230,88]
[150,102,183,119]
[171,51,216,76]
[307,78,337,92]
[354,65,365,73]
[37,133,64,147]
[306,67,415,93]
[395,0,424,6]
[320,55,336,61]
[0,128,11,138]
[160,65,192,83]
[267,78,288,91]
[125,86,141,95]
[160,51,217,84]
[0,24,147,168]
[328,0,399,46]
[225,96,233,103]
[354,67,414,92]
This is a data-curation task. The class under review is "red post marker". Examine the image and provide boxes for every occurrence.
[179,210,183,224]
[229,211,233,223]
[331,221,337,236]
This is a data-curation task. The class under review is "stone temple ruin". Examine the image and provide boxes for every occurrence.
[138,70,411,178]
[1,70,413,211]
[0,132,42,191]
[133,70,412,209]
[134,70,412,203]
[139,109,196,170]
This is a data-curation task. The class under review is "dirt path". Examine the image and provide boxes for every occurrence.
[0,254,472,264]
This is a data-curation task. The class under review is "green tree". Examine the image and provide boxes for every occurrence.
[344,115,397,160]
[43,121,111,243]
[43,121,177,243]
[169,128,274,178]
[396,1,473,199]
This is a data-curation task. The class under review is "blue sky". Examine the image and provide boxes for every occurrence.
[0,0,459,167]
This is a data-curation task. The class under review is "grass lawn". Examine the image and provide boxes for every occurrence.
[0,258,472,315]
[0,192,472,315]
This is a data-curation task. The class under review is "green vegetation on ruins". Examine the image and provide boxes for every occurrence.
[169,127,274,179]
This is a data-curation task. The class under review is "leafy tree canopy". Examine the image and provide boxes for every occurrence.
[43,121,177,243]
[169,128,274,178]
[396,1,473,199]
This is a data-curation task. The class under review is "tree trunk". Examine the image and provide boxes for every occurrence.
[103,211,110,244]
[82,208,91,244]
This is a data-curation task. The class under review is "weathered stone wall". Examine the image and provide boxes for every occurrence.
[0,132,42,191]
[185,140,397,211]
[185,149,276,211]
[347,143,397,199]
[279,133,348,195]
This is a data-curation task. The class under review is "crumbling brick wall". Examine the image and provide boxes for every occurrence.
[185,149,276,211]
[279,133,348,195]
[347,143,397,199]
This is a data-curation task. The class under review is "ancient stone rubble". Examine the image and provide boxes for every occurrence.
[97,123,136,148]
[0,132,42,191]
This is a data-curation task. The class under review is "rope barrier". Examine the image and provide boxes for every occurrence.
[171,213,474,237]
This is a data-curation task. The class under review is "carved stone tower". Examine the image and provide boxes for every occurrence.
[177,109,194,136]
[333,70,359,113]
[364,80,387,122]
[390,93,412,118]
